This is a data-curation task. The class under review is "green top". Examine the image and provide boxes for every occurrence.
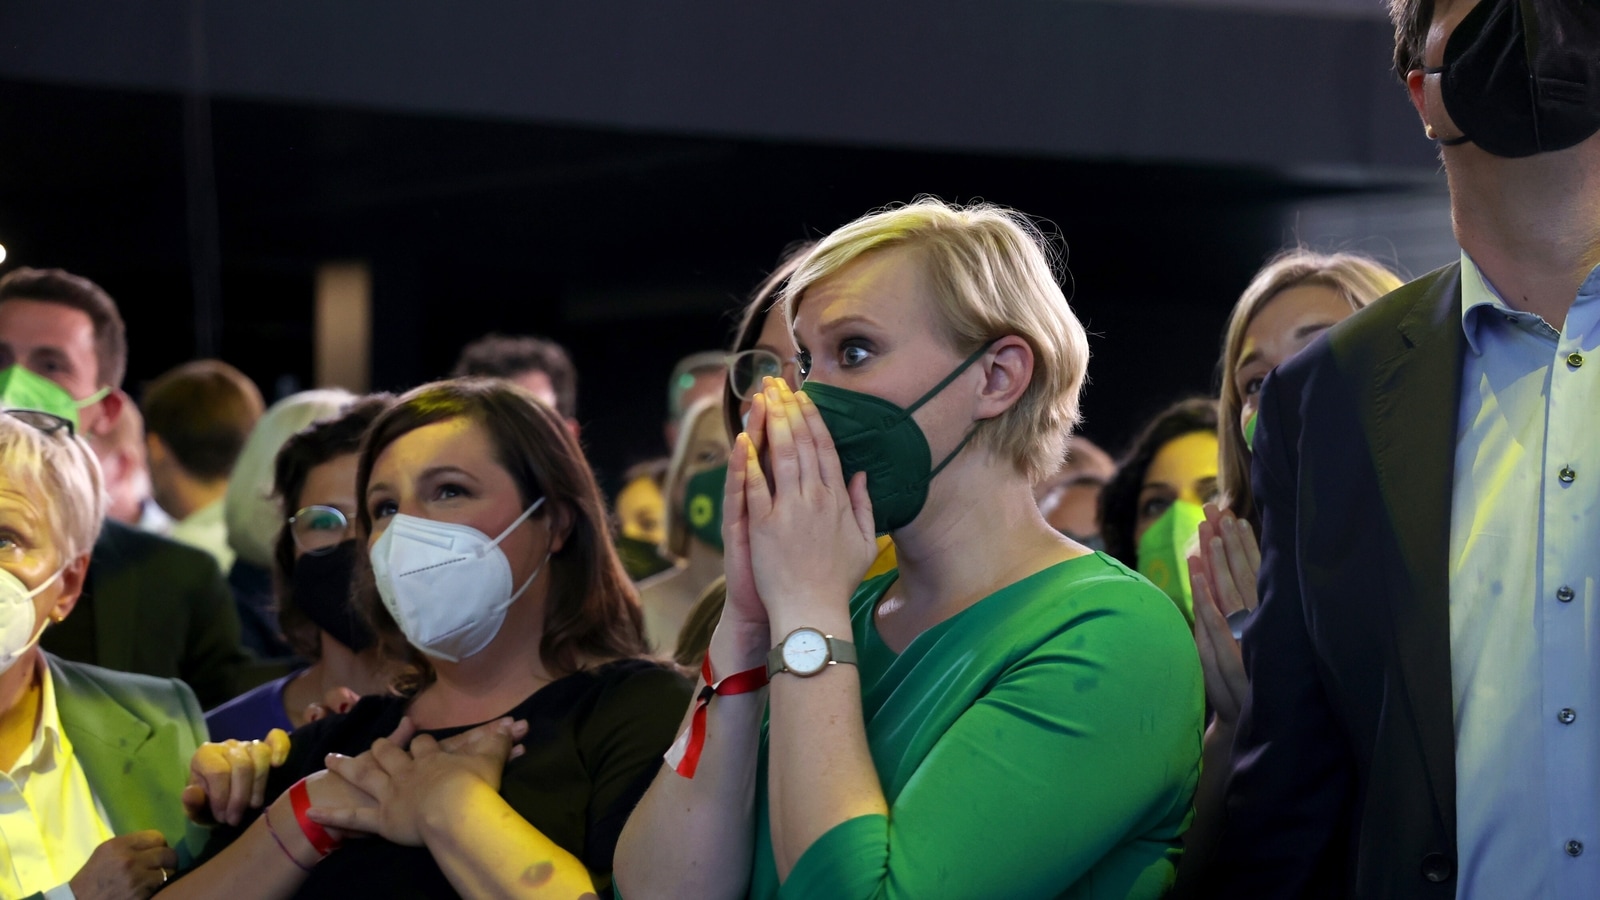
[749,552,1203,900]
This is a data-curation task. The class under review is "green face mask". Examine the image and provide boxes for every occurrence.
[1243,410,1259,450]
[0,365,106,431]
[682,464,726,552]
[803,345,989,535]
[1136,499,1206,626]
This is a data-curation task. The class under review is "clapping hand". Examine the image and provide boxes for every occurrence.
[736,377,877,633]
[1188,503,1261,725]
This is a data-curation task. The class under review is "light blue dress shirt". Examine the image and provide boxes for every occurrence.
[1450,252,1600,898]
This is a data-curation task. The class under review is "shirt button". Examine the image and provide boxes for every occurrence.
[1560,708,1578,724]
[1560,467,1577,484]
[1570,352,1586,368]
[1420,852,1454,883]
[1569,840,1585,857]
[1558,586,1576,603]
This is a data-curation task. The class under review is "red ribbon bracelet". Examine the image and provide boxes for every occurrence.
[669,656,768,779]
[289,778,342,857]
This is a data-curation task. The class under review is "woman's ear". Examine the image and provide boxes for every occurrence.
[975,336,1034,421]
[47,553,92,624]
[546,501,576,556]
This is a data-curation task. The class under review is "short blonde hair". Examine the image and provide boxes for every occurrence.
[783,198,1089,482]
[1217,249,1403,525]
[0,414,107,561]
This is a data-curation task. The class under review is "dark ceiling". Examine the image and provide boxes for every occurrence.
[0,72,1437,485]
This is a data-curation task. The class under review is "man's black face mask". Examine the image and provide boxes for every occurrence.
[1425,0,1600,158]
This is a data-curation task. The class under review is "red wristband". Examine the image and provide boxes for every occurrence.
[669,656,768,779]
[288,778,341,856]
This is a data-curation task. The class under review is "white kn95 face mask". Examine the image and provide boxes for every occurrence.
[369,497,548,662]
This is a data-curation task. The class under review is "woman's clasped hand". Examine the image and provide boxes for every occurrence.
[729,377,878,636]
[308,716,529,846]
[1187,501,1260,725]
[180,716,529,845]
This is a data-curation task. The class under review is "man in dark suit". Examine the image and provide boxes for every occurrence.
[1208,1,1600,897]
[0,267,247,708]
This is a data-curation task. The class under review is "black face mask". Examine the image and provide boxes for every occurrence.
[290,540,375,654]
[1425,0,1600,158]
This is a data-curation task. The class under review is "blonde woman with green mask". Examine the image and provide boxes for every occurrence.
[617,199,1202,900]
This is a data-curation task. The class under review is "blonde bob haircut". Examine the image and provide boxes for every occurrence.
[0,413,107,562]
[1217,249,1402,526]
[782,198,1089,483]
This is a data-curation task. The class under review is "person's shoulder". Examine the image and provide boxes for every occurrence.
[203,673,297,742]
[94,519,225,582]
[586,658,694,702]
[1026,554,1196,650]
[1284,262,1462,384]
[49,651,193,700]
[566,658,693,731]
[46,652,203,728]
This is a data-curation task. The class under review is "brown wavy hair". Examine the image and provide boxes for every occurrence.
[354,378,649,692]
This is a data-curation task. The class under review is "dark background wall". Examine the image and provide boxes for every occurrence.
[0,0,1453,487]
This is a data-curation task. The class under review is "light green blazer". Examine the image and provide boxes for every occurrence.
[46,653,210,863]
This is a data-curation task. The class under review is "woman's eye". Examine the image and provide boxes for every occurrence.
[1243,377,1264,397]
[370,499,397,520]
[796,348,813,379]
[435,483,468,501]
[1139,497,1173,521]
[840,342,872,368]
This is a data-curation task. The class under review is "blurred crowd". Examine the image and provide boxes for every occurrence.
[0,1,1596,897]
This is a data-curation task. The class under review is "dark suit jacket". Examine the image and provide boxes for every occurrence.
[1209,265,1465,898]
[42,519,249,709]
[22,654,210,900]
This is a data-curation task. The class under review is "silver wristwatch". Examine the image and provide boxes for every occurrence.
[766,627,858,678]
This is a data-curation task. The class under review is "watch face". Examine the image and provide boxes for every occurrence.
[782,628,830,675]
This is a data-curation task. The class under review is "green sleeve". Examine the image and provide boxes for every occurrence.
[781,587,1203,900]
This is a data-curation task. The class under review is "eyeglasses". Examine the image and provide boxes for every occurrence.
[3,409,74,438]
[726,349,788,401]
[288,505,353,555]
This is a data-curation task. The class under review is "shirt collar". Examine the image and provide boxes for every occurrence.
[14,658,69,775]
[1460,251,1600,355]
[1460,251,1514,356]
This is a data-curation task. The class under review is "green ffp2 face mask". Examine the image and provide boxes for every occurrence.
[683,464,726,553]
[0,365,106,431]
[1137,499,1206,626]
[802,345,989,535]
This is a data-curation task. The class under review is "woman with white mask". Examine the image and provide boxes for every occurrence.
[167,379,691,899]
[0,409,208,900]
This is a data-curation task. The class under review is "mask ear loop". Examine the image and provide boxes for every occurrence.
[489,496,553,602]
[901,344,995,419]
[482,496,548,557]
[909,343,997,486]
[76,386,111,410]
[3,565,68,670]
